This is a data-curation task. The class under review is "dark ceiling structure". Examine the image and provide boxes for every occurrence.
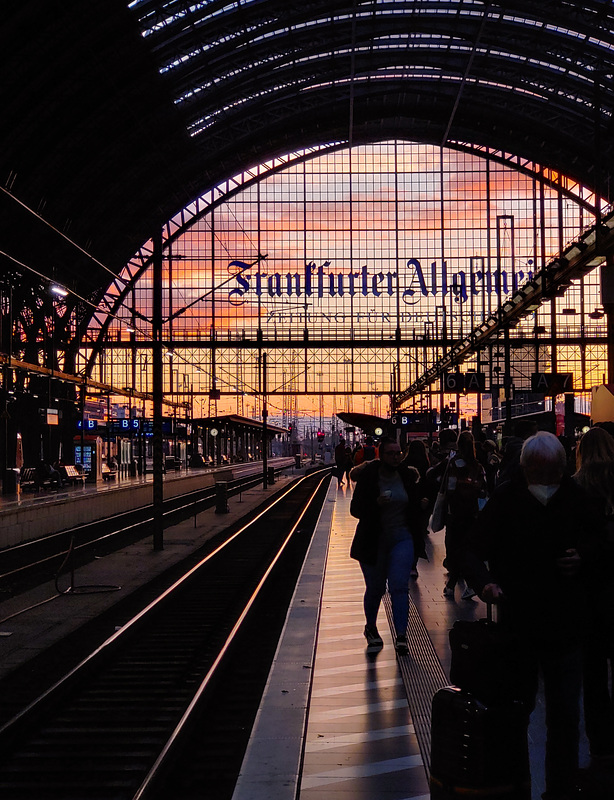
[2,0,614,322]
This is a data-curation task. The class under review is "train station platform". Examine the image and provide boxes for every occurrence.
[0,461,297,683]
[233,480,611,800]
[0,458,295,551]
[0,470,612,798]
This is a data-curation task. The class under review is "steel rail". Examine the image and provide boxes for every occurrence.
[131,471,330,800]
[0,470,328,748]
[0,461,293,589]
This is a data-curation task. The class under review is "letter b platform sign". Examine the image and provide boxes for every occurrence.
[443,372,486,393]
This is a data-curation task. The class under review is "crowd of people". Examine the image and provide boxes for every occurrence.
[343,422,614,800]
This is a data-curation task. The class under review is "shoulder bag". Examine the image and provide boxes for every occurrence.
[428,460,450,534]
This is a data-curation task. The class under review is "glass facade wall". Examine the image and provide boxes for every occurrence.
[86,140,607,423]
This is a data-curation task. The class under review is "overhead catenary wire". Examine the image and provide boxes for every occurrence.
[0,248,152,342]
[0,247,267,406]
[0,185,130,288]
[0,174,273,408]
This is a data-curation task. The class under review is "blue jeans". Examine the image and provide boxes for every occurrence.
[360,537,414,635]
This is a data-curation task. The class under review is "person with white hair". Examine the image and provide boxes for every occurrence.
[464,431,602,800]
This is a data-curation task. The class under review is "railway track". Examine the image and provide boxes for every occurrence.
[0,469,331,800]
[0,460,294,597]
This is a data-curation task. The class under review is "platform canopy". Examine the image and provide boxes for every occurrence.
[197,413,289,436]
[336,412,391,436]
[2,1,614,312]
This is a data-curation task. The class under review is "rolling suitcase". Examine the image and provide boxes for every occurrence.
[430,685,531,799]
[448,604,532,706]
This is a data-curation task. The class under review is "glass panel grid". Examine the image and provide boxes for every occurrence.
[95,140,607,416]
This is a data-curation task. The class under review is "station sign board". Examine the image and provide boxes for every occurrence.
[77,419,98,431]
[390,411,437,431]
[102,418,176,435]
[442,372,486,393]
[109,418,142,434]
[530,372,574,395]
[40,408,61,425]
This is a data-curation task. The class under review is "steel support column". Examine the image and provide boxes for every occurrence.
[262,352,268,489]
[152,229,164,551]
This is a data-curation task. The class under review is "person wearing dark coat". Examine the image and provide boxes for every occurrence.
[404,439,430,479]
[349,437,426,656]
[403,439,431,577]
[423,427,457,516]
[36,460,63,489]
[464,431,602,800]
[495,418,538,486]
[333,437,347,486]
[573,426,614,762]
[442,430,487,601]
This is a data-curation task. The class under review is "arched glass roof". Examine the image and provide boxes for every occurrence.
[130,0,614,182]
[2,1,614,313]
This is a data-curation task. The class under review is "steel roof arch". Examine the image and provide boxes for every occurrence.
[2,0,614,313]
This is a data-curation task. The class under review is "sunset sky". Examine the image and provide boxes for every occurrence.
[94,140,604,425]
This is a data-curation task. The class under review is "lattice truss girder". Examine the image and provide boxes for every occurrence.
[95,344,423,399]
[92,333,602,404]
[397,201,614,403]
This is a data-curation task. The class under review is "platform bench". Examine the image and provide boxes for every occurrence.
[63,465,86,487]
[20,467,52,491]
[101,464,117,480]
